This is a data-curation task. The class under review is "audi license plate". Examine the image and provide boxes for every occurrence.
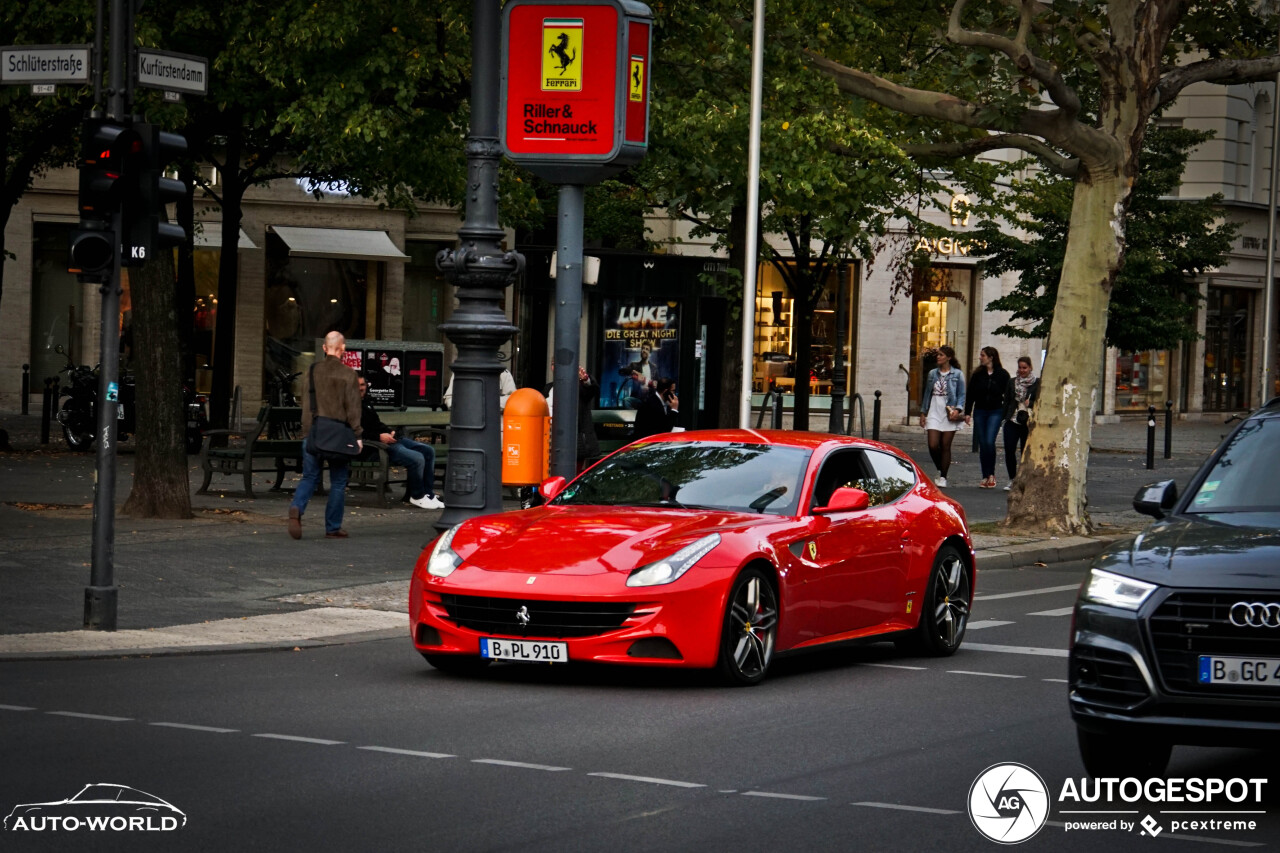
[480,638,567,663]
[1198,656,1280,687]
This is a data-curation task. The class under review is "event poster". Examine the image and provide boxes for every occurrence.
[601,298,679,408]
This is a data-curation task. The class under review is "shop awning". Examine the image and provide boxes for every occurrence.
[193,222,258,250]
[271,226,409,262]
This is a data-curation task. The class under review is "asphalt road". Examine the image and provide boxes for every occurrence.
[2,559,1276,852]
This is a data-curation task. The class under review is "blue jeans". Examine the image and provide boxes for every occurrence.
[384,437,436,499]
[291,438,351,534]
[972,408,1003,479]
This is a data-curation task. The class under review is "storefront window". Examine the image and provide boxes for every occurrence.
[29,223,83,382]
[1203,286,1251,411]
[750,263,854,396]
[403,241,453,343]
[1115,350,1168,411]
[907,266,972,415]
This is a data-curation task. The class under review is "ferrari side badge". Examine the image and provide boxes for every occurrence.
[806,541,817,560]
[906,600,913,614]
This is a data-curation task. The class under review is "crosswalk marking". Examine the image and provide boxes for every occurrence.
[1027,606,1075,617]
[974,583,1079,601]
[965,619,1014,630]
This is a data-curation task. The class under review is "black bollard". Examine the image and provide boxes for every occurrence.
[41,377,56,444]
[1146,405,1156,470]
[872,390,882,441]
[21,364,30,415]
[1164,400,1173,459]
[772,390,784,430]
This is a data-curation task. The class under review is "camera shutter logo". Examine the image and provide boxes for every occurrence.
[1229,602,1280,629]
[968,763,1050,844]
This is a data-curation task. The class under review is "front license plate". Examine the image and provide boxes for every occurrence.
[480,638,567,663]
[1198,656,1280,687]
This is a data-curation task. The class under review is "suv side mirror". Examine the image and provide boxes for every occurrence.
[1133,480,1177,519]
[815,487,870,514]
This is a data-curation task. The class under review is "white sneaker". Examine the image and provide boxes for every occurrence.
[1003,482,1013,491]
[936,476,948,488]
[409,494,444,510]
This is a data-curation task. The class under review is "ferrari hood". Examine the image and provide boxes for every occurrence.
[1098,513,1280,592]
[451,506,768,576]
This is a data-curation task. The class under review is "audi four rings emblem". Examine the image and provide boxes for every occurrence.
[516,605,531,626]
[1230,602,1280,628]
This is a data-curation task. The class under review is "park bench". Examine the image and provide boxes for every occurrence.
[197,404,306,497]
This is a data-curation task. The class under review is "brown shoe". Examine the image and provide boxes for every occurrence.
[288,507,302,540]
[324,529,349,539]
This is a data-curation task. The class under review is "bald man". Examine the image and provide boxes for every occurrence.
[289,331,363,539]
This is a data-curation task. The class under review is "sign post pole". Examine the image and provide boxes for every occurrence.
[551,185,586,478]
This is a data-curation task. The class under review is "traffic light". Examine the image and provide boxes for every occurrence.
[69,118,141,277]
[123,123,190,267]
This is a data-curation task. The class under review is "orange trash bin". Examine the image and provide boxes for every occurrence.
[502,388,551,486]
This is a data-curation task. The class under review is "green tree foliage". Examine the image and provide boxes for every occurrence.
[981,126,1237,353]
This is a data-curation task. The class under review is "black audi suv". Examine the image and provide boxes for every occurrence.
[1069,399,1280,776]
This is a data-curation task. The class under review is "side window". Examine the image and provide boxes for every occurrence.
[863,450,917,505]
[811,449,874,510]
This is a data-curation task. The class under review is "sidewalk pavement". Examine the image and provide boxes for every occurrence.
[0,411,1237,660]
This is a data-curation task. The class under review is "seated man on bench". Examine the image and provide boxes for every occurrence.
[358,377,444,510]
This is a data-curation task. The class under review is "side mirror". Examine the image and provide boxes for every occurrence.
[814,487,870,514]
[1133,480,1177,519]
[539,475,568,502]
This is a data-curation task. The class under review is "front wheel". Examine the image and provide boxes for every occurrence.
[897,545,970,656]
[1077,727,1171,778]
[716,567,778,686]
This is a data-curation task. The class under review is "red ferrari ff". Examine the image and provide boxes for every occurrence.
[410,430,974,685]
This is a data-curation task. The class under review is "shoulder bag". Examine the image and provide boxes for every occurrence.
[307,364,360,461]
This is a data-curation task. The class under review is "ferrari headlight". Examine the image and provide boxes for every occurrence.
[1082,568,1157,610]
[426,524,463,578]
[626,534,721,588]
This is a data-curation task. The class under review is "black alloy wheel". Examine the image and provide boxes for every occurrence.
[422,653,493,676]
[1077,727,1172,779]
[717,567,778,686]
[898,545,970,656]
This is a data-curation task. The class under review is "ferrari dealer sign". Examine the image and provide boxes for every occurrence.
[502,0,652,183]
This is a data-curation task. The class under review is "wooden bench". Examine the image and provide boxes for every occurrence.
[347,412,450,506]
[198,405,307,497]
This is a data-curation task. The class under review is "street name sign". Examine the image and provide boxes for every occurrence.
[1,45,91,86]
[501,0,651,184]
[136,49,208,96]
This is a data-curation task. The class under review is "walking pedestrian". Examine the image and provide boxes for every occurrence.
[575,366,601,471]
[918,346,965,488]
[965,346,1011,488]
[358,376,443,510]
[288,331,363,540]
[1001,355,1040,490]
[633,376,679,440]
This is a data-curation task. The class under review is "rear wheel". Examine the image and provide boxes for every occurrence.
[421,653,492,676]
[896,545,970,656]
[1077,727,1171,778]
[716,567,778,686]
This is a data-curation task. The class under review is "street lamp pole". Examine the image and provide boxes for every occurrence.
[436,0,523,530]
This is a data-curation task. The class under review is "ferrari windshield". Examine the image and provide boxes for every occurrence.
[551,441,811,515]
[1187,417,1280,513]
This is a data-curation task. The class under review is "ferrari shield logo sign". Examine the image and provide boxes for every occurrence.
[806,541,817,560]
[628,55,644,102]
[542,18,583,90]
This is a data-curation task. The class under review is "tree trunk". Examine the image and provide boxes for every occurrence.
[174,164,198,382]
[1003,170,1127,535]
[122,232,193,519]
[719,204,747,429]
[791,290,814,431]
[209,123,244,430]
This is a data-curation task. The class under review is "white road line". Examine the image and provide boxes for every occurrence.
[1027,606,1076,617]
[965,620,1015,630]
[359,746,455,759]
[252,733,344,745]
[947,670,1024,679]
[150,722,238,733]
[963,642,1069,658]
[588,772,705,788]
[975,584,1079,601]
[473,759,570,772]
[852,801,961,815]
[863,663,927,671]
[1042,678,1069,684]
[742,791,826,802]
[46,711,132,721]
[0,704,36,711]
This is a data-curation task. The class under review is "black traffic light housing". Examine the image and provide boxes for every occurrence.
[70,118,142,278]
[123,123,190,267]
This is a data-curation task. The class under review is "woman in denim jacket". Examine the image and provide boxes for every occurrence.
[917,345,965,488]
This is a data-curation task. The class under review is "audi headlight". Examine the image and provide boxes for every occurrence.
[426,524,463,578]
[1082,568,1157,610]
[626,534,721,588]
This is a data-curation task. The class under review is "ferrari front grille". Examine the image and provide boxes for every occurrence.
[439,593,637,639]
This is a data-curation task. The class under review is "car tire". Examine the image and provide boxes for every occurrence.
[716,567,778,686]
[421,653,492,675]
[896,544,970,656]
[1077,727,1171,778]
